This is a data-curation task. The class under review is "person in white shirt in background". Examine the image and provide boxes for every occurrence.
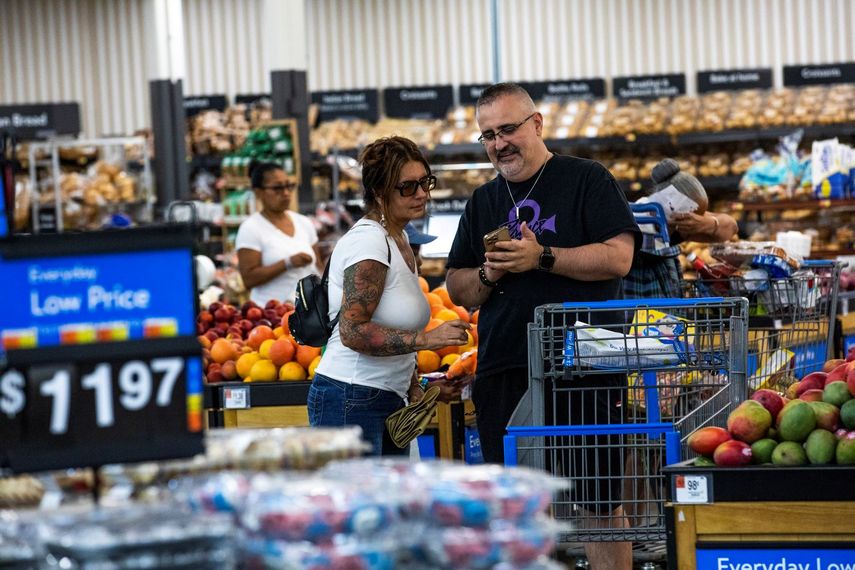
[236,163,322,305]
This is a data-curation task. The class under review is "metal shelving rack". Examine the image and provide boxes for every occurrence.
[28,136,154,233]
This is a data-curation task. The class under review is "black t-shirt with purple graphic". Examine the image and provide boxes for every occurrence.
[447,154,640,377]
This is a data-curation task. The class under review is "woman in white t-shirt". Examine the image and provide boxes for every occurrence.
[236,163,320,305]
[309,137,471,456]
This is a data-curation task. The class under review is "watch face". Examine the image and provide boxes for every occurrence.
[539,247,555,270]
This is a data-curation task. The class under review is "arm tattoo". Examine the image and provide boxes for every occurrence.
[339,260,418,356]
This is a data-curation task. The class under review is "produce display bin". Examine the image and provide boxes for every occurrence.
[663,460,855,570]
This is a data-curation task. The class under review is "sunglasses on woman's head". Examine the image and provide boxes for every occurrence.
[395,175,436,197]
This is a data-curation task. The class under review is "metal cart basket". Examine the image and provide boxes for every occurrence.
[505,297,748,550]
[684,259,841,393]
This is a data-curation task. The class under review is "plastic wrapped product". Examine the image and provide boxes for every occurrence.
[240,533,403,570]
[417,518,560,569]
[242,477,403,543]
[38,504,235,569]
[565,321,693,369]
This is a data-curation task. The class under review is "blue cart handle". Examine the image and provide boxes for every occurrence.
[562,297,724,310]
[801,259,837,268]
[506,422,677,437]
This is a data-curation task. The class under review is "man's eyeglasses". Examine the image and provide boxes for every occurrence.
[395,175,437,197]
[263,183,297,193]
[477,113,536,145]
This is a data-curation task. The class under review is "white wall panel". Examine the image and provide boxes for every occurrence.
[2,0,854,138]
[310,0,855,94]
[306,0,495,91]
[0,0,152,137]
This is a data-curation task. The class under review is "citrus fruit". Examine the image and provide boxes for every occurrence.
[249,359,277,382]
[236,352,261,378]
[417,350,441,373]
[279,361,307,381]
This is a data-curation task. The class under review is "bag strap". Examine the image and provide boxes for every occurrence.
[323,232,392,333]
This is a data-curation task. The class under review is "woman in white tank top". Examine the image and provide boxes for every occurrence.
[309,137,471,456]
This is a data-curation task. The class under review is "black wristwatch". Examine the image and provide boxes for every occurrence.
[538,245,555,271]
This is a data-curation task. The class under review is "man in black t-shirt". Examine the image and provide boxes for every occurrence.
[445,83,639,570]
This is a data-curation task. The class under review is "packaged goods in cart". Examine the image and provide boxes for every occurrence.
[565,320,693,369]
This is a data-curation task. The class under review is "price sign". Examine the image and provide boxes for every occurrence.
[223,385,250,409]
[674,474,711,503]
[0,227,204,472]
[0,347,204,472]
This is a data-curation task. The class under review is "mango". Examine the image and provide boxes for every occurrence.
[841,399,855,430]
[822,381,852,407]
[826,363,849,385]
[807,401,841,432]
[798,389,824,402]
[777,400,816,442]
[726,400,772,443]
[772,441,807,466]
[750,389,786,421]
[750,438,777,464]
[823,358,846,373]
[805,429,837,465]
[688,426,732,457]
[835,438,855,465]
[713,440,752,466]
[796,372,827,396]
[693,456,715,467]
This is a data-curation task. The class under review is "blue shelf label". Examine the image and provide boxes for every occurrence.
[696,548,855,569]
[1,248,195,350]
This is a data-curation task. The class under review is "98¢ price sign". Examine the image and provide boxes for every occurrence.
[0,354,204,472]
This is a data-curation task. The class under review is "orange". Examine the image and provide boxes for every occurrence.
[269,337,296,367]
[425,292,444,309]
[434,308,460,322]
[211,339,238,364]
[236,352,261,378]
[307,355,322,379]
[296,344,322,370]
[279,361,307,381]
[441,353,461,368]
[431,287,453,308]
[417,350,441,373]
[259,338,276,359]
[452,305,470,323]
[273,326,285,338]
[424,318,444,332]
[437,345,460,358]
[418,276,430,293]
[249,359,277,382]
[470,309,479,325]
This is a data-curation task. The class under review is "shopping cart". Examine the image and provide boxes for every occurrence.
[684,259,841,393]
[504,297,748,554]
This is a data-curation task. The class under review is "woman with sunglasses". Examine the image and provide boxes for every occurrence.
[235,162,321,305]
[309,136,471,456]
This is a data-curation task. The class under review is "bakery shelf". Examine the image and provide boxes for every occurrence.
[731,198,855,212]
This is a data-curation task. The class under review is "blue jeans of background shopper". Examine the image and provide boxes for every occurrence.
[307,373,407,456]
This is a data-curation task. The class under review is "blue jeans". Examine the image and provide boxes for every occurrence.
[307,373,407,456]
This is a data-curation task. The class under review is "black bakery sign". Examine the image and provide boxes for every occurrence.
[183,95,228,117]
[383,85,454,120]
[310,89,379,123]
[458,84,490,106]
[612,74,686,100]
[520,79,606,101]
[697,68,773,92]
[783,63,855,86]
[0,103,81,140]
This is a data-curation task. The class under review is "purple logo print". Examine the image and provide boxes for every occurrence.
[505,198,557,238]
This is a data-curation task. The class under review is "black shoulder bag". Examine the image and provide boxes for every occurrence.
[289,236,391,347]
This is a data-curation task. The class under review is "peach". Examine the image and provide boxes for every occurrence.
[247,325,275,350]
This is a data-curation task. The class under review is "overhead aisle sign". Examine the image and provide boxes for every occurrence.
[0,227,205,472]
[383,85,454,120]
